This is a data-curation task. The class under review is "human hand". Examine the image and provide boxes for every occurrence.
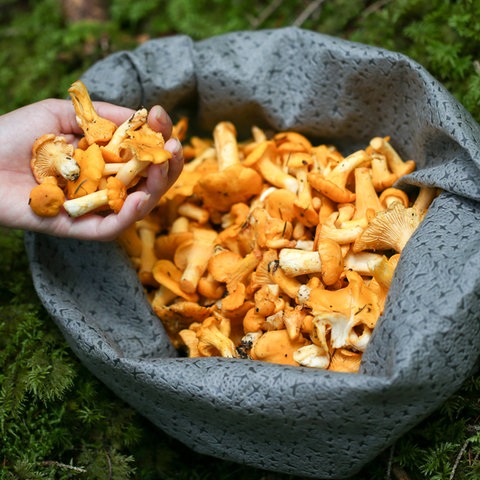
[0,98,183,241]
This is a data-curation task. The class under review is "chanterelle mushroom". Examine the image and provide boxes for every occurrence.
[28,176,66,217]
[66,143,105,199]
[250,329,309,366]
[63,176,127,217]
[278,238,343,286]
[306,270,381,329]
[194,124,263,212]
[293,343,331,369]
[352,202,421,253]
[174,227,218,294]
[31,134,79,184]
[195,316,238,358]
[243,140,298,192]
[194,163,263,213]
[369,136,416,178]
[116,116,437,371]
[68,80,117,145]
[307,149,370,203]
[328,348,362,373]
[115,123,172,187]
[101,108,148,163]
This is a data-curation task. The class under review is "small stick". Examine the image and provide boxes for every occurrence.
[249,0,283,29]
[449,439,470,480]
[293,0,325,27]
[386,443,395,480]
[41,460,87,473]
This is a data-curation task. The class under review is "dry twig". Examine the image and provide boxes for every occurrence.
[362,0,393,17]
[293,0,325,27]
[41,460,87,473]
[249,0,283,29]
[450,439,470,480]
[386,443,395,479]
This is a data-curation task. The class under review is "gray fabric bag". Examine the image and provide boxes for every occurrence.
[25,27,480,479]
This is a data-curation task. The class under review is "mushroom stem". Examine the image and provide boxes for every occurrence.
[353,167,383,220]
[137,217,160,286]
[294,343,330,369]
[279,248,322,276]
[115,158,151,186]
[227,249,262,292]
[57,154,81,182]
[178,228,218,294]
[63,176,126,217]
[101,108,148,161]
[369,136,416,177]
[413,186,437,217]
[213,121,240,171]
[344,250,387,276]
[117,222,143,258]
[152,259,199,302]
[370,153,397,191]
[317,213,366,245]
[244,141,298,192]
[329,150,370,187]
[176,202,210,224]
[291,157,319,227]
[102,163,125,176]
[308,150,370,203]
[268,260,302,299]
[63,189,109,217]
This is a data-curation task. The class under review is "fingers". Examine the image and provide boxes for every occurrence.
[56,193,148,241]
[147,105,173,140]
[133,137,184,217]
[164,137,184,188]
[93,101,137,127]
[63,136,184,241]
[20,101,183,242]
[95,102,174,139]
[99,138,184,238]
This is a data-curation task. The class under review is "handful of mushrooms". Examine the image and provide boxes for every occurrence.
[28,80,171,218]
[122,120,438,373]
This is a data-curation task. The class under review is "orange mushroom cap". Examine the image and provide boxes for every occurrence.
[66,143,105,199]
[68,80,117,145]
[28,176,66,217]
[31,134,78,184]
[62,175,127,217]
[250,329,309,366]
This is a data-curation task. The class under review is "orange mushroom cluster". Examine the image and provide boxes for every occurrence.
[28,80,172,218]
[122,120,437,373]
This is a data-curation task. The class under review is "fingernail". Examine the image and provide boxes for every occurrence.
[153,105,169,125]
[137,193,151,215]
[165,137,182,155]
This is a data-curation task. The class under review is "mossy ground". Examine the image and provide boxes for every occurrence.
[1,1,479,478]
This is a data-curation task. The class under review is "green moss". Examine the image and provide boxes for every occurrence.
[349,0,480,121]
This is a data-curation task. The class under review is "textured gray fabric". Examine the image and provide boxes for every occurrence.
[25,28,480,479]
